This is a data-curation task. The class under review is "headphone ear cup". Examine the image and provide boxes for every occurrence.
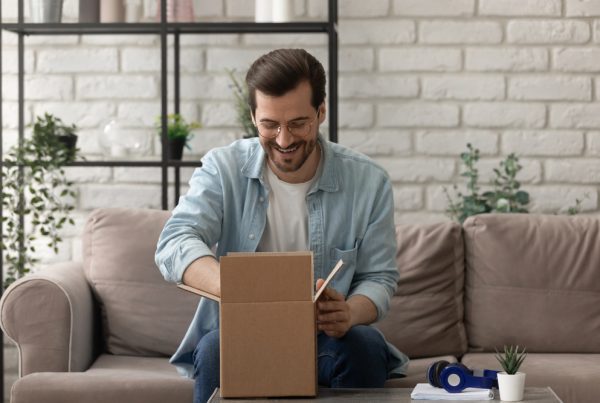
[427,360,450,388]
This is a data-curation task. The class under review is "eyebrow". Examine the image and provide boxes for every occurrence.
[258,116,311,123]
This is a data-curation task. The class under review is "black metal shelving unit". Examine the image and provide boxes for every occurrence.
[0,0,338,398]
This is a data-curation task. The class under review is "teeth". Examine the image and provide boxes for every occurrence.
[276,145,298,153]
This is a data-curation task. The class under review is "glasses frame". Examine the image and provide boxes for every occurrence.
[255,110,320,140]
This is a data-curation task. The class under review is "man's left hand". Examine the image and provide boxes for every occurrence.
[316,278,352,338]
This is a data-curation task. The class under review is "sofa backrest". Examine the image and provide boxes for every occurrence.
[83,208,200,357]
[464,213,600,353]
[375,221,468,358]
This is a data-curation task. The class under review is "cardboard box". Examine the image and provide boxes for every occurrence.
[179,252,344,399]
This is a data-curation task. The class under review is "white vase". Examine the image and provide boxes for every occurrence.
[255,0,272,22]
[272,0,293,22]
[30,0,64,23]
[497,372,526,402]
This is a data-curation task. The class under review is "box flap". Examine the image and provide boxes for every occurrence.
[313,259,344,302]
[220,252,313,303]
[177,284,221,303]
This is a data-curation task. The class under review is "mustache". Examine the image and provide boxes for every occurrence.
[268,140,304,150]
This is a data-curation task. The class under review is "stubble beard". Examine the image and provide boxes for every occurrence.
[268,137,318,173]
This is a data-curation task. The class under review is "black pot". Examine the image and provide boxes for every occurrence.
[57,134,78,160]
[167,137,186,160]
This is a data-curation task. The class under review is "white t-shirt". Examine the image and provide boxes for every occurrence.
[257,162,320,252]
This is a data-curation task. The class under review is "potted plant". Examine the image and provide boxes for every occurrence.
[1,113,78,288]
[495,345,527,401]
[156,114,200,160]
[227,69,258,138]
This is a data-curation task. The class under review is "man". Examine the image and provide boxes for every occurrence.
[155,48,408,403]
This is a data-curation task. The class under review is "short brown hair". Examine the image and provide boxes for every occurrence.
[245,48,326,115]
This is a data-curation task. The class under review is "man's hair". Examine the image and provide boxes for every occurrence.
[245,48,326,115]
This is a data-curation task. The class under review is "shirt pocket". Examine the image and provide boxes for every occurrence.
[328,243,358,295]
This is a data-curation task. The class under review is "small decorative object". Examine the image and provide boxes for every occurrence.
[100,120,150,158]
[156,0,194,22]
[1,113,78,287]
[125,0,142,22]
[495,345,527,402]
[156,114,200,160]
[272,0,294,22]
[79,0,100,23]
[255,0,272,22]
[100,0,125,22]
[227,69,258,138]
[30,0,64,23]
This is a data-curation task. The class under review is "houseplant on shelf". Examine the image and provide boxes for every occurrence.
[227,69,258,138]
[1,113,79,288]
[156,113,201,160]
[495,345,527,401]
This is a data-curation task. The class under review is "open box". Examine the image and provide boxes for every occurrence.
[179,251,344,398]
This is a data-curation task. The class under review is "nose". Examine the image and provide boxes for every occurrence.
[275,125,295,148]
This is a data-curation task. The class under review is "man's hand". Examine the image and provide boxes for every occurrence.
[316,278,352,338]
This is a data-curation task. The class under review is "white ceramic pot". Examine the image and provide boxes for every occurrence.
[30,0,63,23]
[272,0,294,22]
[497,372,526,402]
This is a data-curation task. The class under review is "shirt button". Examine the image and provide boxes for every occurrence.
[259,197,264,202]
[249,234,255,240]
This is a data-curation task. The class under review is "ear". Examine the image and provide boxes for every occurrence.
[318,103,326,124]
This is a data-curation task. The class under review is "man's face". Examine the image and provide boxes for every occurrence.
[253,81,325,181]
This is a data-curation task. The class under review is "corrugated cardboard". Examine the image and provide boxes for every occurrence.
[178,252,344,398]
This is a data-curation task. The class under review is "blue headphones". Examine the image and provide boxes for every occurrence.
[427,360,498,393]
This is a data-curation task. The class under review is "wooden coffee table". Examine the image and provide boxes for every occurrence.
[208,387,563,402]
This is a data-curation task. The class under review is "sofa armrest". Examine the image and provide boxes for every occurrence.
[0,261,95,376]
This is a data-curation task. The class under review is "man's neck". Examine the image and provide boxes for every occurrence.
[268,142,322,184]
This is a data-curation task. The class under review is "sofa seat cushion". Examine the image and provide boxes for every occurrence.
[83,208,200,357]
[384,355,458,388]
[461,353,600,403]
[11,355,193,403]
[463,214,600,353]
[375,222,467,358]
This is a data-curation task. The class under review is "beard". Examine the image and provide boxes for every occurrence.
[265,137,318,173]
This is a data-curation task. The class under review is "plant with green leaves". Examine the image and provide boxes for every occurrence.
[495,345,527,375]
[155,113,201,150]
[445,144,529,223]
[1,113,79,288]
[227,69,258,139]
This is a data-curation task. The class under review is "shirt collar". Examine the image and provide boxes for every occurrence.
[241,134,340,193]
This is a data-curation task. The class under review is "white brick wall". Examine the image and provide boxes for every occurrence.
[1,0,600,285]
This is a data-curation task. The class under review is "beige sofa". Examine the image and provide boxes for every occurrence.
[1,208,599,402]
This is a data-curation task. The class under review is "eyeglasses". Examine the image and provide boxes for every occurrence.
[256,112,319,139]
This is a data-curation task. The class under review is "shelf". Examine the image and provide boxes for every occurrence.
[69,160,201,167]
[0,21,331,36]
[1,160,202,167]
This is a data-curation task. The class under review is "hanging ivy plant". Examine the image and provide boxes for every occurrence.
[1,113,79,288]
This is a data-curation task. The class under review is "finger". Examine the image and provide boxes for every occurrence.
[318,311,348,323]
[322,287,344,301]
[318,300,346,313]
[315,278,325,292]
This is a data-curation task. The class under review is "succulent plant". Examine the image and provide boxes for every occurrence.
[495,345,527,375]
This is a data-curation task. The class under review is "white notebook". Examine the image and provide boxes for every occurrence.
[411,383,494,400]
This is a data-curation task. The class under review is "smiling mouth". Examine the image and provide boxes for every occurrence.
[273,144,299,154]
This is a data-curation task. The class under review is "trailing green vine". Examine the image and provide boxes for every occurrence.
[1,113,78,288]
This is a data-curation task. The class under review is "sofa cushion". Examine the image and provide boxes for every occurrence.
[11,355,193,403]
[461,353,600,403]
[83,208,199,357]
[375,222,468,358]
[463,214,600,353]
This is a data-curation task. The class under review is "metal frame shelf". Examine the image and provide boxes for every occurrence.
[0,0,338,398]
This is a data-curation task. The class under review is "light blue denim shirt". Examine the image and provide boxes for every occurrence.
[155,134,409,378]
